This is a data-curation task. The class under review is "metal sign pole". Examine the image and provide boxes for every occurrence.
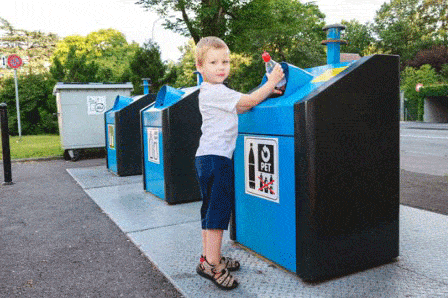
[7,55,23,138]
[14,68,21,138]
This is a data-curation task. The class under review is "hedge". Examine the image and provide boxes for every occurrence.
[420,83,448,98]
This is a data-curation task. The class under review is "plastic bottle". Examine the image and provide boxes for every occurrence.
[262,51,286,90]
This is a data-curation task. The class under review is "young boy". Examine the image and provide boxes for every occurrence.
[194,36,284,290]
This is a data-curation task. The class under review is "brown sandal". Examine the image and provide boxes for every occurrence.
[196,258,238,290]
[200,255,240,271]
[220,256,240,271]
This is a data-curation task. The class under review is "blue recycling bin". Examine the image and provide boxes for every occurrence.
[140,85,202,204]
[233,25,400,281]
[105,93,155,176]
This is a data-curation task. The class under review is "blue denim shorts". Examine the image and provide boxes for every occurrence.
[195,155,234,230]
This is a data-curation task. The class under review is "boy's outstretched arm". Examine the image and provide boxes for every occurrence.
[236,64,285,114]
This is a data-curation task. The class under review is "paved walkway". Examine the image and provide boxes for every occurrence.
[66,165,448,298]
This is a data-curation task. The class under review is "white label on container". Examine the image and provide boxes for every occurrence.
[244,136,279,203]
[147,127,160,164]
[87,96,107,115]
[107,124,115,149]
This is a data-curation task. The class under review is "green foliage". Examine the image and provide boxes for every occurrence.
[227,0,326,63]
[224,0,327,91]
[341,20,375,55]
[401,64,442,120]
[50,29,139,83]
[50,46,98,82]
[441,64,448,79]
[419,0,448,43]
[0,72,58,135]
[173,40,197,88]
[128,40,167,94]
[0,19,59,78]
[136,0,247,43]
[372,0,448,66]
[419,83,448,97]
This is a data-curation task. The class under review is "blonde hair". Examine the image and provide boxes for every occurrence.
[195,36,229,66]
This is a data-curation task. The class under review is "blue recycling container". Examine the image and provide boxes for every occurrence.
[105,93,155,176]
[233,25,400,281]
[140,85,202,204]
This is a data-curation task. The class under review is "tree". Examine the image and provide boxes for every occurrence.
[0,17,15,36]
[419,0,448,43]
[136,0,247,43]
[0,72,58,135]
[128,40,167,94]
[227,0,325,62]
[341,20,374,56]
[401,64,442,120]
[372,0,447,65]
[407,45,448,72]
[50,29,139,83]
[224,0,327,91]
[50,46,98,82]
[0,18,59,77]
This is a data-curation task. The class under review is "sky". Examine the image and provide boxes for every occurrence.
[2,0,387,62]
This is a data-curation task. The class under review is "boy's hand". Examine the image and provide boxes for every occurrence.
[267,64,285,86]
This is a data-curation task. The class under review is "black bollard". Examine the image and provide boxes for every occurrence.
[0,103,13,185]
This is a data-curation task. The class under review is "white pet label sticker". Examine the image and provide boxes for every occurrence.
[244,136,279,203]
[147,127,160,164]
[87,96,107,115]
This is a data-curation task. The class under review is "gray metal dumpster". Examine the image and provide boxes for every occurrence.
[53,82,133,161]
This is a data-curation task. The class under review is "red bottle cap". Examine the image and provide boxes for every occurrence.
[262,51,271,62]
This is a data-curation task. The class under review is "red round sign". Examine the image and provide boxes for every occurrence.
[7,55,23,69]
[415,83,423,92]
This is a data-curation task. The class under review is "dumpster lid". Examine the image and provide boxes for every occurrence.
[53,82,133,95]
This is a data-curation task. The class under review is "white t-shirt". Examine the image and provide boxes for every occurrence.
[196,82,243,159]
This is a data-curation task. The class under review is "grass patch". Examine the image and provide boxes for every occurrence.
[0,135,64,160]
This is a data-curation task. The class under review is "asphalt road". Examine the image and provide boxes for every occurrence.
[400,123,448,176]
[400,122,448,215]
[0,158,184,298]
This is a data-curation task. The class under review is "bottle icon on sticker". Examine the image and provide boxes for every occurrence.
[249,143,255,189]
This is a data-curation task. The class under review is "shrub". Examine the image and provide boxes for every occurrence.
[407,45,448,73]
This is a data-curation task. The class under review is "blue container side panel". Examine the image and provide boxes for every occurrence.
[234,134,296,272]
[143,126,165,199]
[106,124,117,174]
[105,110,115,124]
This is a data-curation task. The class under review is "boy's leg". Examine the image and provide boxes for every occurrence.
[205,229,223,265]
[202,229,207,257]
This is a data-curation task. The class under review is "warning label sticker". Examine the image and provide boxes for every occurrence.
[147,127,160,164]
[87,96,107,115]
[107,124,115,149]
[244,136,279,203]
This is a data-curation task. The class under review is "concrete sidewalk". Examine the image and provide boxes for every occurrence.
[67,165,448,298]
